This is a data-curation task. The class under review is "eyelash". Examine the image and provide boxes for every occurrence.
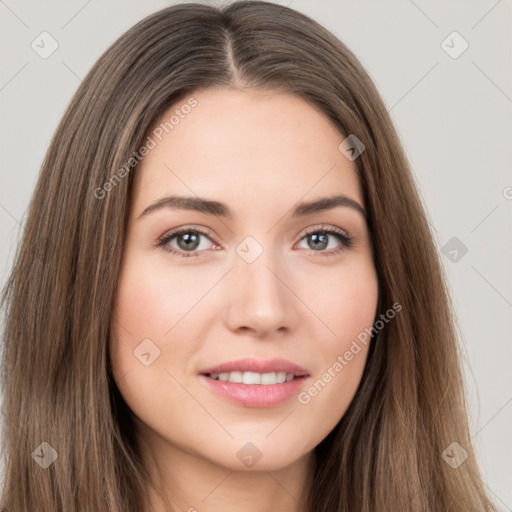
[156,224,354,258]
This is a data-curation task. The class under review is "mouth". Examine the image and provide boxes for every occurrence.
[198,358,310,407]
[204,371,303,385]
[199,357,309,382]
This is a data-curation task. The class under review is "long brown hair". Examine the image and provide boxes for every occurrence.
[0,2,496,511]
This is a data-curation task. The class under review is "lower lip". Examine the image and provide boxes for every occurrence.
[199,374,309,408]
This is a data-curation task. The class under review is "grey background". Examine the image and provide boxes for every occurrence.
[1,0,511,508]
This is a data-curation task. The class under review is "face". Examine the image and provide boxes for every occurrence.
[109,87,379,474]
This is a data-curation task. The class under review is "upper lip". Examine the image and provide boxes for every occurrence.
[199,358,309,377]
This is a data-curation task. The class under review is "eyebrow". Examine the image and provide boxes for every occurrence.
[138,194,367,220]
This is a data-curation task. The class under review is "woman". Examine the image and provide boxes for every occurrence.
[0,1,497,511]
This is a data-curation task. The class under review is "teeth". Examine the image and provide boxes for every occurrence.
[208,371,296,385]
[243,371,261,384]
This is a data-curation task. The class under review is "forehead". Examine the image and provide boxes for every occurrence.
[131,87,362,217]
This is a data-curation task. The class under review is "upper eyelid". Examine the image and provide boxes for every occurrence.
[301,224,350,238]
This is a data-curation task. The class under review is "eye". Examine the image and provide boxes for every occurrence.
[156,224,354,258]
[156,227,216,258]
[296,225,354,256]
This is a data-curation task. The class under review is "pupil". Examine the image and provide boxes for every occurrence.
[178,232,200,251]
[310,232,328,250]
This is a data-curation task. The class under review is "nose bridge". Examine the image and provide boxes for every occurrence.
[234,234,288,304]
[223,233,297,334]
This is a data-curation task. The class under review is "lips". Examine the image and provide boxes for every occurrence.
[199,358,309,377]
[198,358,310,407]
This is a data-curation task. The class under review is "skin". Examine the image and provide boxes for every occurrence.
[109,87,379,512]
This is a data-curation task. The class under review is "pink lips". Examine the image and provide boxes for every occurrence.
[198,358,310,408]
[199,358,309,377]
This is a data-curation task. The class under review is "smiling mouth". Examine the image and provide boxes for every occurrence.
[205,371,303,385]
[199,362,310,407]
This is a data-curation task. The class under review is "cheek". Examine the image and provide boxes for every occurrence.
[296,316,375,446]
[108,257,204,429]
[108,257,177,388]
[309,255,379,345]
[294,258,378,426]
[295,347,369,450]
[111,253,214,345]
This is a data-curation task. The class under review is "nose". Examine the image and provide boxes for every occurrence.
[222,245,299,338]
